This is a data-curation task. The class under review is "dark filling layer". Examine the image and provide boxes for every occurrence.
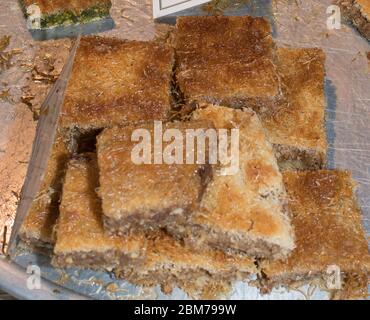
[52,249,143,270]
[103,207,193,236]
[166,222,290,261]
[18,239,54,256]
[272,143,326,171]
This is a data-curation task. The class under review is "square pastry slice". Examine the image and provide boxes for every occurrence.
[19,132,70,251]
[20,0,112,29]
[97,120,213,235]
[166,104,295,260]
[174,16,280,110]
[52,153,256,296]
[336,0,370,40]
[52,153,146,270]
[260,170,370,299]
[60,36,174,130]
[260,47,327,170]
[120,232,257,299]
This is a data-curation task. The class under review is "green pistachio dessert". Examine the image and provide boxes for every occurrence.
[19,0,112,29]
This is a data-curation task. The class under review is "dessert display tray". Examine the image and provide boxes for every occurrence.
[0,0,369,299]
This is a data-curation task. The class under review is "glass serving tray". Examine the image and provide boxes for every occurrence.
[0,0,369,299]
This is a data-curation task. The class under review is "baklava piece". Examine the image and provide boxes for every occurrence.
[53,153,256,296]
[166,104,295,260]
[119,232,257,299]
[19,133,70,252]
[336,0,370,40]
[60,36,174,130]
[174,16,280,110]
[52,153,146,270]
[20,0,112,29]
[331,272,369,300]
[96,120,213,235]
[260,170,370,299]
[260,47,327,170]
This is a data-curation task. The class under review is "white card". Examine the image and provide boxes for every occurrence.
[152,0,211,19]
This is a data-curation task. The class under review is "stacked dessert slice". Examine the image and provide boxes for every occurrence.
[17,15,370,299]
[260,170,370,299]
[175,16,327,171]
[60,36,174,130]
[260,48,327,170]
[53,152,256,296]
[19,35,175,251]
[174,16,280,111]
[96,120,214,235]
[19,133,70,252]
[52,153,146,271]
[166,105,295,260]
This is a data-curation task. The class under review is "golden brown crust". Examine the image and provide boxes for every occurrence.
[167,104,295,259]
[54,153,255,282]
[22,0,111,15]
[336,0,370,40]
[174,16,280,109]
[331,272,369,300]
[19,133,70,247]
[356,0,370,17]
[260,47,327,170]
[54,153,145,256]
[97,120,213,234]
[60,37,174,130]
[19,199,59,248]
[261,170,370,293]
[357,0,370,17]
